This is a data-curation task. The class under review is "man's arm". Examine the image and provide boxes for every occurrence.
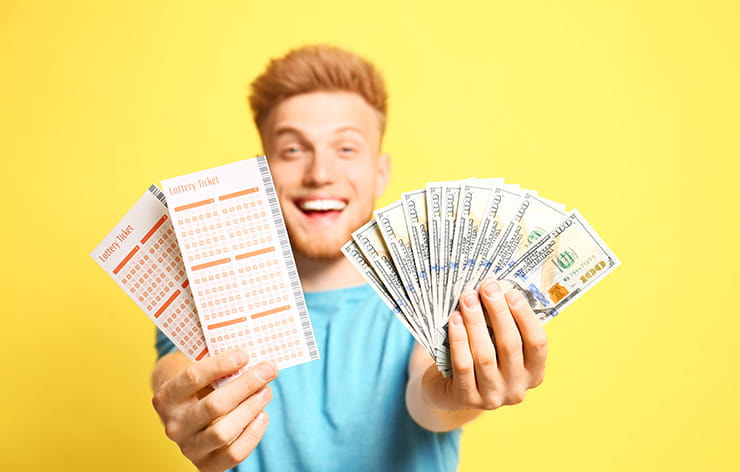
[405,279,548,432]
[151,350,277,472]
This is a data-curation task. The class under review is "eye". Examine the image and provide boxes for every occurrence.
[338,146,358,157]
[281,145,305,159]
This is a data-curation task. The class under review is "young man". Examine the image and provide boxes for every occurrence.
[151,45,547,472]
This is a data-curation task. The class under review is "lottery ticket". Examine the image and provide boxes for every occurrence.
[161,156,319,374]
[91,185,208,363]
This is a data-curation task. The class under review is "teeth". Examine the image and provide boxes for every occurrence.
[299,199,347,211]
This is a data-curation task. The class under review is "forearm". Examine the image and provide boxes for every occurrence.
[151,350,190,392]
[405,352,482,432]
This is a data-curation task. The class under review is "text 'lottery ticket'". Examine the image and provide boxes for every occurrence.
[161,156,318,372]
[90,185,208,363]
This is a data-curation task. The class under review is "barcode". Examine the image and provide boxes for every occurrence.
[148,184,168,207]
[256,156,319,361]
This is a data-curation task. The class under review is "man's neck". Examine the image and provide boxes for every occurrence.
[294,252,366,292]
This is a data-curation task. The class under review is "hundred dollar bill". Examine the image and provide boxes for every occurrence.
[485,193,568,279]
[436,181,504,373]
[438,181,465,328]
[466,187,527,290]
[498,209,620,323]
[375,201,433,341]
[425,183,444,324]
[443,182,498,320]
[352,220,432,351]
[401,189,435,332]
[341,240,434,357]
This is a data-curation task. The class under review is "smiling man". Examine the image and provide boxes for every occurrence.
[151,45,548,472]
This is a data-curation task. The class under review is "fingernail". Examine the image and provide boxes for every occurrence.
[462,292,478,309]
[484,281,500,298]
[234,350,247,364]
[260,386,271,401]
[451,313,463,326]
[256,411,268,424]
[255,363,275,381]
[507,290,522,306]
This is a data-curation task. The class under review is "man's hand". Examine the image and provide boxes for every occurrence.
[151,350,277,472]
[406,279,547,431]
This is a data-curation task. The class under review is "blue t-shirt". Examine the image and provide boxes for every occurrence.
[156,284,461,471]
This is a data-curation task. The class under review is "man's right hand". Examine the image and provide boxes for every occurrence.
[151,350,277,472]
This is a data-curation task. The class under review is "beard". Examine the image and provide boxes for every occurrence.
[289,231,347,260]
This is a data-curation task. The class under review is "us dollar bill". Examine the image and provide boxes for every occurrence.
[425,183,444,325]
[443,182,497,321]
[438,182,464,329]
[341,240,434,357]
[374,201,433,342]
[352,220,432,351]
[342,179,620,378]
[401,189,435,331]
[498,209,621,323]
[465,187,526,292]
[485,193,568,279]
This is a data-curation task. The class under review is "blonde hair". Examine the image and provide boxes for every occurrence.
[249,44,388,131]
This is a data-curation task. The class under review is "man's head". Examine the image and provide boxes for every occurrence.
[249,45,390,260]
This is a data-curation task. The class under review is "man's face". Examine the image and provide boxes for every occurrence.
[259,91,390,260]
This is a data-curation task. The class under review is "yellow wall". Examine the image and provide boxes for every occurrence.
[2,1,738,470]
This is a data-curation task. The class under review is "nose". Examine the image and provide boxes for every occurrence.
[303,148,335,187]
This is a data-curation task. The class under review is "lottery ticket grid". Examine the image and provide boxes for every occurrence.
[345,178,620,376]
[90,185,208,363]
[162,156,318,377]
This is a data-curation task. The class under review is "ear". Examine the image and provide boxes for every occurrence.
[375,152,391,198]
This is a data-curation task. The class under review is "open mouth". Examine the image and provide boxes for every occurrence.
[294,197,348,223]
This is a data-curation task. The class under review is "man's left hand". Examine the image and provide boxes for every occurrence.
[421,278,548,411]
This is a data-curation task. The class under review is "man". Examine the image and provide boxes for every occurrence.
[151,45,547,472]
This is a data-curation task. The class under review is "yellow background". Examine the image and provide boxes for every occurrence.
[2,1,738,470]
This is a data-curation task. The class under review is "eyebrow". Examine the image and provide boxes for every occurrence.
[333,126,365,136]
[273,126,304,138]
[272,125,367,139]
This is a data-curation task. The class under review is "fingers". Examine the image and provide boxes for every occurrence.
[196,411,270,472]
[165,349,250,401]
[506,290,548,387]
[479,280,526,393]
[459,290,498,395]
[447,312,476,394]
[189,385,273,456]
[187,361,277,433]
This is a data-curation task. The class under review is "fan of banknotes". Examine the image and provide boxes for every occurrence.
[341,179,620,377]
